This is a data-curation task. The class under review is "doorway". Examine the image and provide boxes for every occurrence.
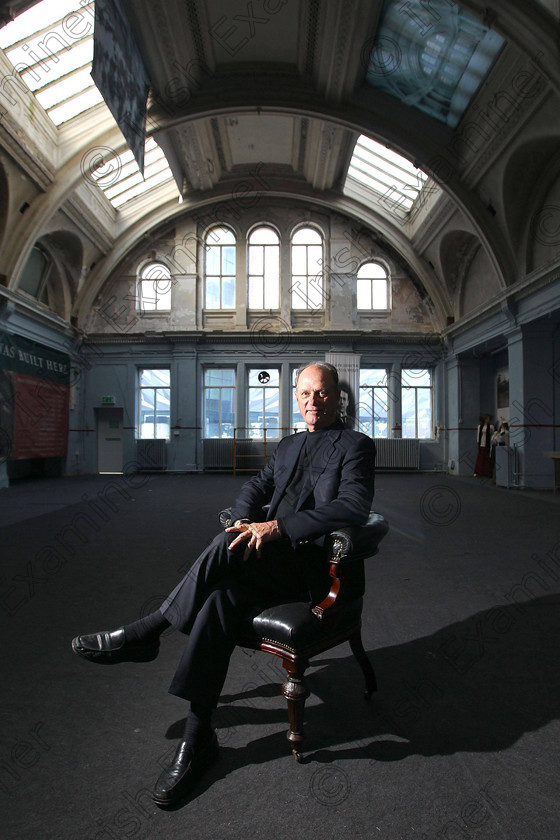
[97,407,123,473]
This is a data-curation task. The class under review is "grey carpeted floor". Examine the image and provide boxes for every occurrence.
[1,472,559,839]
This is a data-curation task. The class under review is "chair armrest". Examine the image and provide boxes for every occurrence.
[219,508,233,528]
[219,506,272,528]
[325,513,390,563]
[218,507,390,621]
[220,509,389,554]
[312,513,389,620]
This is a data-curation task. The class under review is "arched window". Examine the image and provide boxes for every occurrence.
[205,226,236,309]
[19,246,51,298]
[248,226,279,309]
[290,226,324,310]
[137,262,172,311]
[357,262,389,310]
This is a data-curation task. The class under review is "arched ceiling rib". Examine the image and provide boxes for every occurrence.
[1,0,558,330]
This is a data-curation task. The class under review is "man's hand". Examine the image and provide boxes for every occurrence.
[226,520,281,560]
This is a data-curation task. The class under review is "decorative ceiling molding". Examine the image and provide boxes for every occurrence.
[62,189,115,254]
[300,0,320,79]
[316,0,359,102]
[0,118,54,191]
[174,122,220,191]
[183,0,210,65]
[305,122,355,191]
[210,118,228,172]
[296,117,308,175]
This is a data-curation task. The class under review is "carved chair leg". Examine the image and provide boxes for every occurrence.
[349,629,377,700]
[281,658,310,762]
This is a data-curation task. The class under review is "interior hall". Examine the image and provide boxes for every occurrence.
[0,1,559,838]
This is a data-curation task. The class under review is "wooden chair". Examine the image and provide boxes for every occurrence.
[219,509,389,761]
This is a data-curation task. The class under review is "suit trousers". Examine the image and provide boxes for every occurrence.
[160,531,330,707]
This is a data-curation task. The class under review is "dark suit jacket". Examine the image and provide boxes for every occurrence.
[230,422,376,549]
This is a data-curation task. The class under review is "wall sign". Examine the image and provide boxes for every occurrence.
[0,331,70,460]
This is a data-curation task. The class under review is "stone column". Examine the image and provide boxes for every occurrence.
[173,350,198,471]
[388,362,402,438]
[446,354,481,476]
[508,325,556,488]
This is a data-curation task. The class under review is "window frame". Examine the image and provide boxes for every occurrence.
[204,225,236,310]
[358,368,390,439]
[247,224,280,310]
[290,225,325,310]
[136,260,173,313]
[356,261,390,312]
[202,367,236,439]
[401,368,433,439]
[137,368,171,440]
[247,367,281,440]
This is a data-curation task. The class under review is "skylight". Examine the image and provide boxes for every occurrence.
[345,135,433,217]
[86,138,174,209]
[0,0,177,210]
[0,0,102,124]
[366,0,505,128]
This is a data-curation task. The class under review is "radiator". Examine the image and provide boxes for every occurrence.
[203,438,278,471]
[203,437,419,470]
[375,438,420,469]
[136,439,167,470]
[203,439,234,469]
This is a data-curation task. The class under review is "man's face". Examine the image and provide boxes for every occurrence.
[295,365,341,432]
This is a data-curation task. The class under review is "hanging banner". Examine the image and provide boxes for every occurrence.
[91,0,151,174]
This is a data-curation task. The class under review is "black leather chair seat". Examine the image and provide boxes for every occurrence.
[242,597,363,657]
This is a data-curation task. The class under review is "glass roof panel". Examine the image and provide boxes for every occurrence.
[344,135,433,216]
[35,66,95,109]
[0,0,97,123]
[0,0,87,47]
[19,40,93,90]
[46,84,103,123]
[0,0,178,210]
[88,138,175,209]
[365,0,505,128]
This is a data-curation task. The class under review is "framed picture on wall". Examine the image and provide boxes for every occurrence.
[496,368,509,422]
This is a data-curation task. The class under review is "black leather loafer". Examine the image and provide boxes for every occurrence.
[152,731,219,806]
[71,627,160,663]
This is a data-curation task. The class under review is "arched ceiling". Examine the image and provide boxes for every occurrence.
[1,0,559,332]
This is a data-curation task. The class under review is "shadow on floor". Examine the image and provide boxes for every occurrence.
[164,594,560,803]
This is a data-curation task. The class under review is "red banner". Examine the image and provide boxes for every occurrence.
[13,373,69,459]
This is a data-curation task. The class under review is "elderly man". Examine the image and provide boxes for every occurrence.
[72,362,376,805]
